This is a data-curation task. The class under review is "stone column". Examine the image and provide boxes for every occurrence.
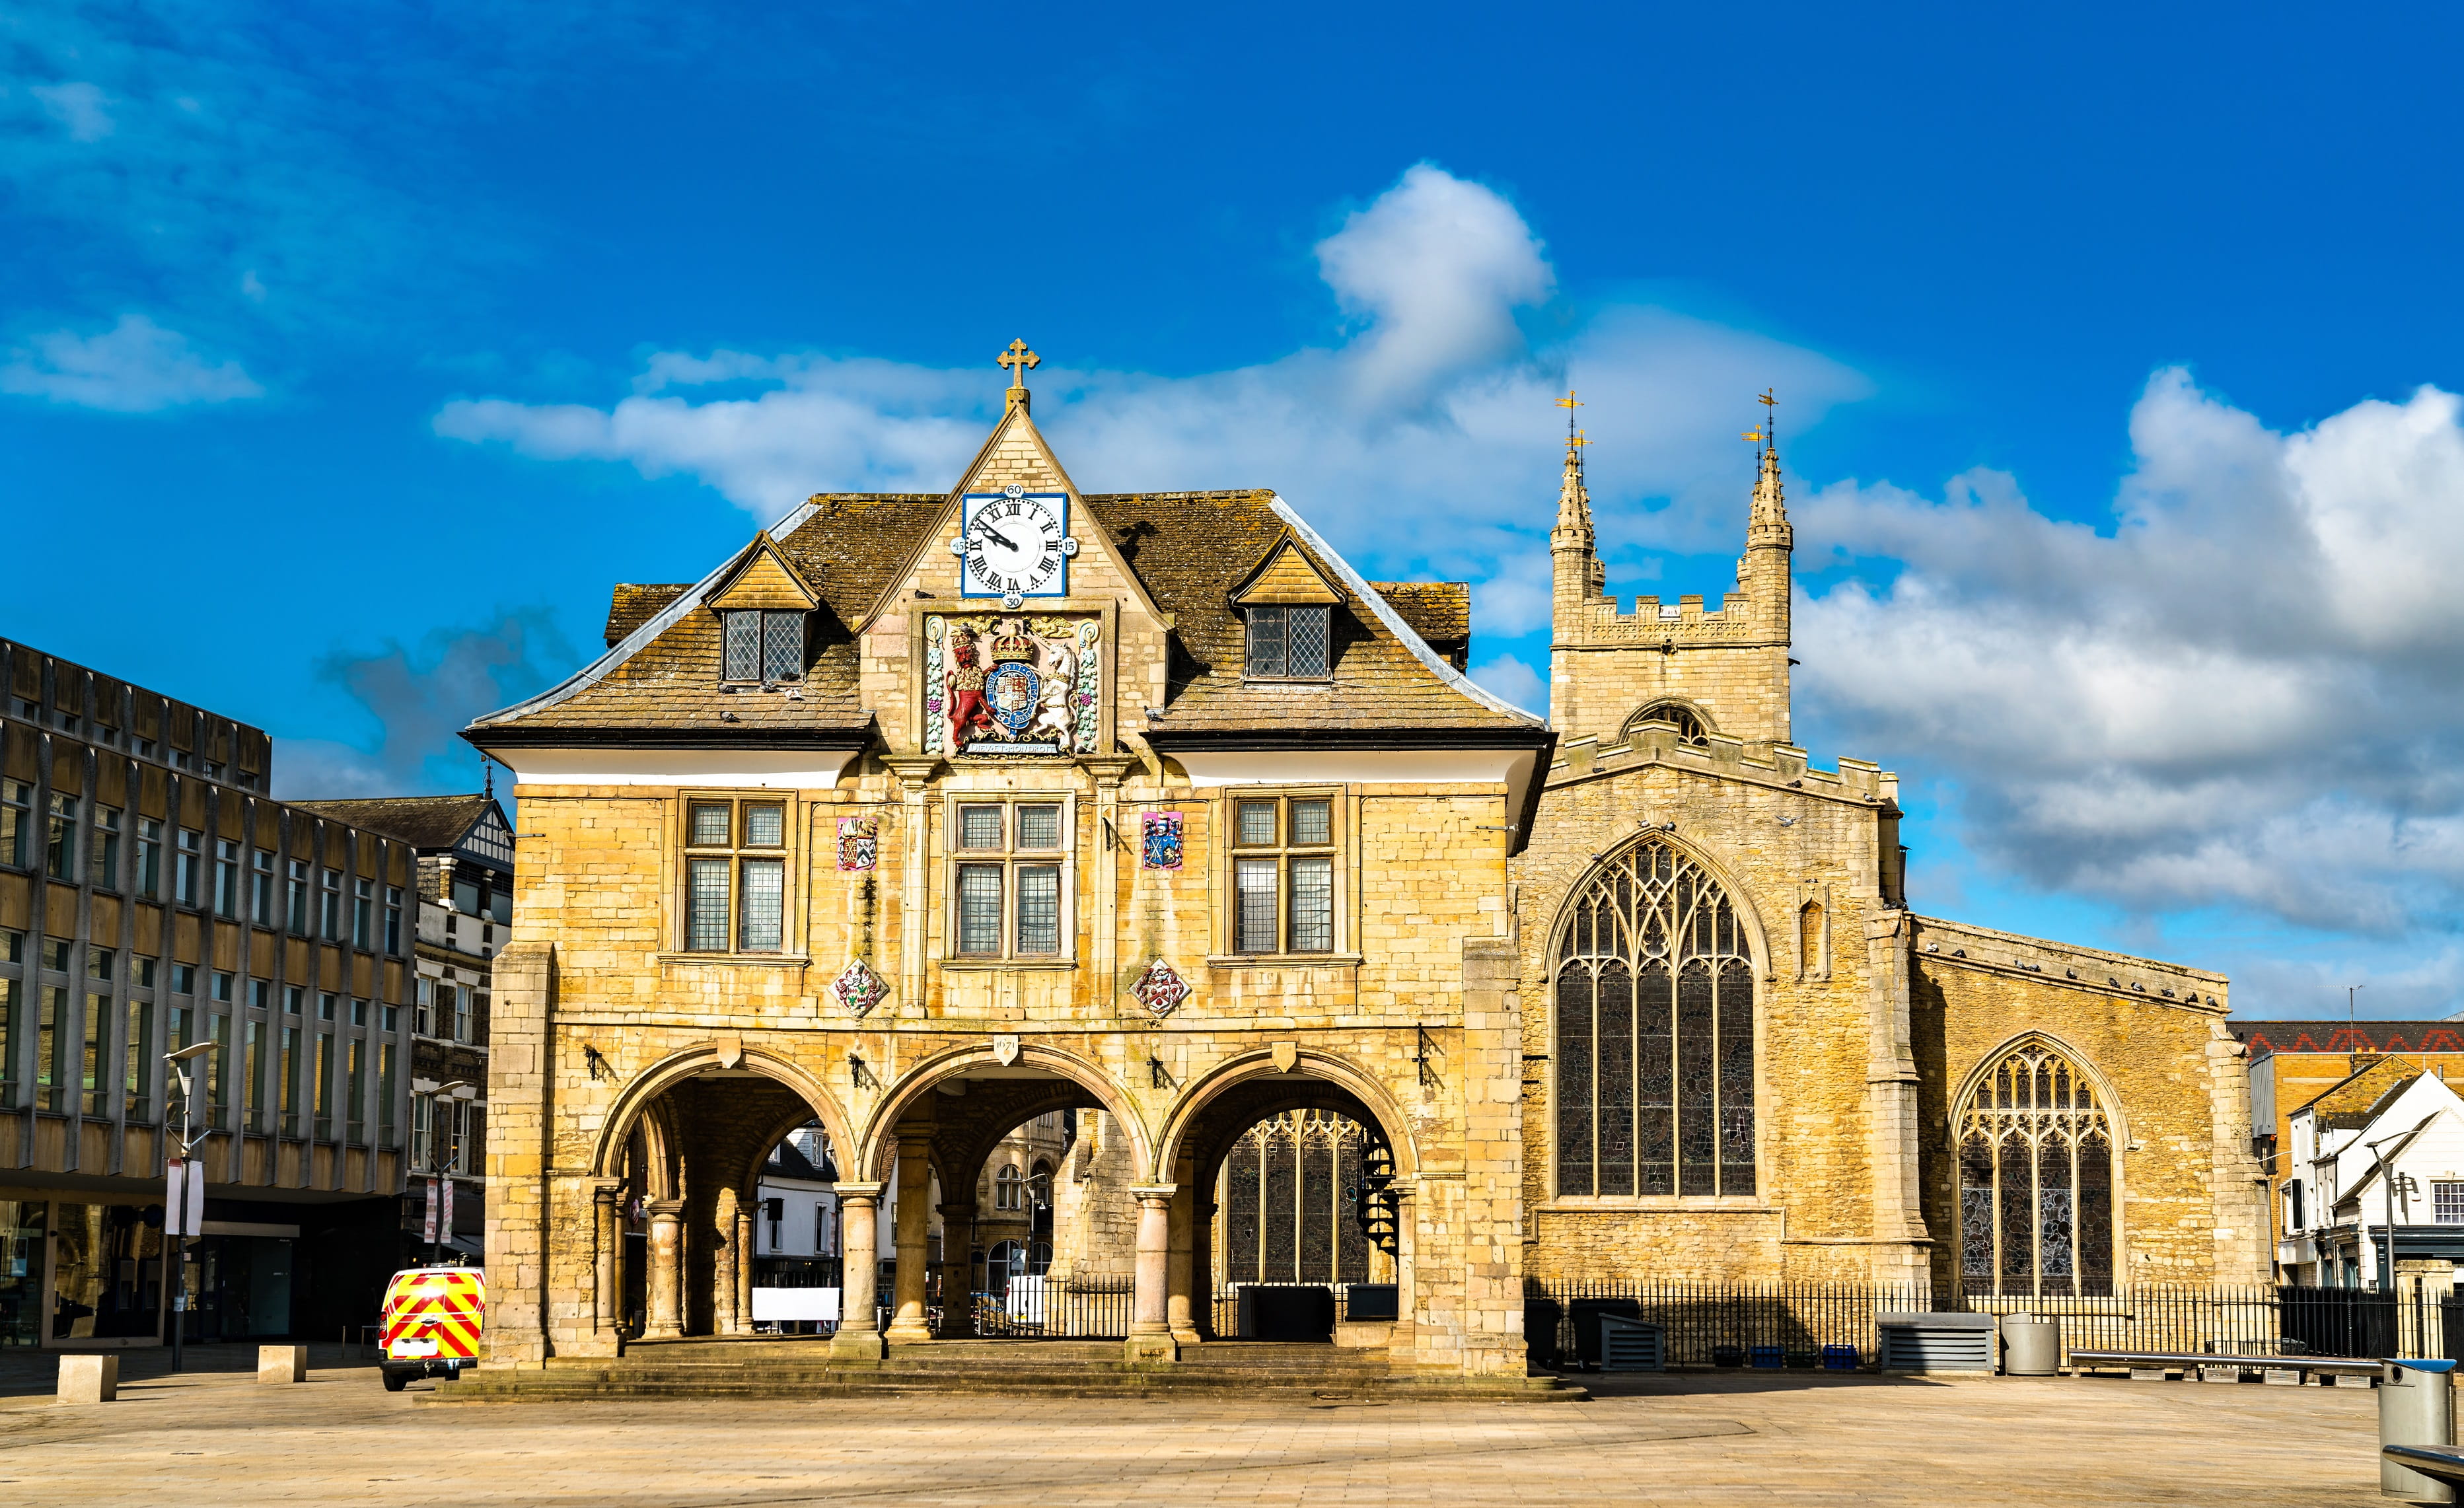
[1125,1184,1178,1363]
[1166,1173,1200,1346]
[938,1201,979,1338]
[643,1200,685,1339]
[886,1132,937,1343]
[590,1181,620,1338]
[1862,909,1932,1285]
[713,1187,741,1336]
[830,1182,885,1359]
[734,1202,756,1335]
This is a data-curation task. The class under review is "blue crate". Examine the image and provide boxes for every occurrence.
[1821,1344,1860,1371]
[1749,1345,1784,1369]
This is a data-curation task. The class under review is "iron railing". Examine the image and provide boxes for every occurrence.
[956,1278,1134,1339]
[1522,1280,2464,1367]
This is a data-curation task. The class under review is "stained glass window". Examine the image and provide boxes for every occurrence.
[1553,840,1755,1198]
[1955,1041,2115,1297]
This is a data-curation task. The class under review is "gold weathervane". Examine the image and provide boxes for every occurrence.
[1743,388,1776,447]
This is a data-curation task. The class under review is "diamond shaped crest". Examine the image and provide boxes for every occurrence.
[1130,958,1190,1018]
[832,959,888,1018]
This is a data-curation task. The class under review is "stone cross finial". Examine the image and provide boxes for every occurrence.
[999,339,1040,411]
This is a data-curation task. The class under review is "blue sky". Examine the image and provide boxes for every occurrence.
[6,3,2461,1017]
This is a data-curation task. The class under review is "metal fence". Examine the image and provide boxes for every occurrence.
[960,1278,1134,1339]
[1522,1279,2464,1367]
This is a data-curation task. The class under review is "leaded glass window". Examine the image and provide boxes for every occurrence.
[1955,1041,2115,1297]
[737,859,784,951]
[946,797,1071,960]
[681,795,795,953]
[723,611,761,682]
[1014,865,1060,953]
[1244,605,1331,679]
[722,610,807,683]
[686,859,729,951]
[761,611,804,682]
[1554,840,1755,1198]
[1229,793,1338,954]
[957,865,1003,954]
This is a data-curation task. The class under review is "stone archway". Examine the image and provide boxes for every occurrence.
[590,1047,855,1344]
[1160,1053,1419,1347]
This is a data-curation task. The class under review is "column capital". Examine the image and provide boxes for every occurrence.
[835,1180,886,1206]
[644,1198,684,1217]
[1129,1184,1177,1206]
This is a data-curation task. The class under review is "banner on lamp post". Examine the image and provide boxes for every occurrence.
[423,1176,443,1244]
[164,1158,205,1237]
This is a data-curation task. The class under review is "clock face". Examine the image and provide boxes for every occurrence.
[954,489,1075,600]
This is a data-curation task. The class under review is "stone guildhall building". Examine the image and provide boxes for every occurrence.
[464,347,2265,1382]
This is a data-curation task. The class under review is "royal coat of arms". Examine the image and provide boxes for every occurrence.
[836,816,879,873]
[1141,810,1182,871]
[925,614,1099,757]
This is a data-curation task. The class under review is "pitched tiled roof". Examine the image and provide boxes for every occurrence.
[2232,1021,2464,1057]
[291,794,494,851]
[474,483,1537,744]
[1369,582,1470,670]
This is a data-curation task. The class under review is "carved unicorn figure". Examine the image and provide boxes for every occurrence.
[1027,637,1078,752]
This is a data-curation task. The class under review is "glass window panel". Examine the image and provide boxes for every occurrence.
[1675,962,1718,1196]
[1245,606,1286,678]
[957,865,1004,954]
[1286,606,1330,678]
[738,859,784,951]
[723,611,760,680]
[1636,960,1675,1196]
[1016,805,1060,850]
[47,794,77,880]
[686,857,731,951]
[762,612,804,681]
[1234,859,1279,952]
[743,804,785,847]
[688,803,731,847]
[1289,799,1332,846]
[1015,865,1060,954]
[1287,856,1333,952]
[1236,801,1278,847]
[1593,962,1635,1196]
[959,806,1003,850]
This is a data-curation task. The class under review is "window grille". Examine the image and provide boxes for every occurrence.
[1554,840,1755,1198]
[723,610,807,682]
[947,799,1071,961]
[723,610,762,682]
[1955,1040,2115,1296]
[1243,605,1331,679]
[2436,1182,2464,1225]
[1229,795,1339,954]
[682,797,791,954]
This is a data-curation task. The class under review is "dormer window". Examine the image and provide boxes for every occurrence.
[1230,536,1345,683]
[1244,605,1330,680]
[723,610,805,684]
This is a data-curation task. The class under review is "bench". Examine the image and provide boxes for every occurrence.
[2067,1348,2381,1385]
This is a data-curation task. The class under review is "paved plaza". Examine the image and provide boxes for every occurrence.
[0,1351,2399,1505]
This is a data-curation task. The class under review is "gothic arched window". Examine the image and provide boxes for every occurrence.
[1626,702,1708,746]
[1956,1041,2116,1297]
[1554,841,1755,1198]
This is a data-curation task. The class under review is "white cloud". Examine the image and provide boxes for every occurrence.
[1470,654,1546,715]
[433,164,1868,585]
[32,81,113,141]
[0,314,262,412]
[1797,370,2464,939]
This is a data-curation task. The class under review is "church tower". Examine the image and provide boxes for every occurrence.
[1546,402,1795,754]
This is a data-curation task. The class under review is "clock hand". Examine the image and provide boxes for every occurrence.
[977,523,1022,552]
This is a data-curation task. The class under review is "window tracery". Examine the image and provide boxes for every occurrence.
[1553,840,1755,1198]
[1955,1040,2116,1296]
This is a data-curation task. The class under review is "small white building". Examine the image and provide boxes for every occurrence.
[754,1127,840,1259]
[2280,1063,2464,1289]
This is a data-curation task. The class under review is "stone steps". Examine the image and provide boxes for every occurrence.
[426,1340,1585,1404]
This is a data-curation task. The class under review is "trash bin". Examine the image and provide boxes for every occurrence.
[2002,1314,2060,1376]
[2381,1358,2457,1504]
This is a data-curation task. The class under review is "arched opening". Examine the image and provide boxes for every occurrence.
[745,1120,842,1335]
[1554,838,1757,1198]
[1955,1039,2117,1298]
[593,1055,850,1344]
[1625,700,1709,746]
[1166,1066,1410,1346]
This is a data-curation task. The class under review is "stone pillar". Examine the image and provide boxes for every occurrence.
[734,1202,756,1335]
[830,1182,885,1360]
[1125,1184,1178,1363]
[481,939,555,1367]
[713,1187,741,1336]
[1084,756,1135,1011]
[881,758,939,1011]
[1862,910,1933,1285]
[938,1202,979,1338]
[1166,1173,1200,1346]
[643,1200,684,1339]
[887,1133,936,1343]
[590,1181,620,1338]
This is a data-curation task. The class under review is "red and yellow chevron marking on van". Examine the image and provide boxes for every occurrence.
[381,1266,486,1363]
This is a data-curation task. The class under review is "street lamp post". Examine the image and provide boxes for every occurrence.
[163,1042,214,1373]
